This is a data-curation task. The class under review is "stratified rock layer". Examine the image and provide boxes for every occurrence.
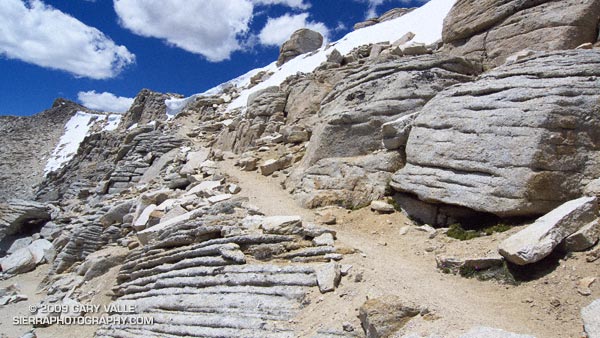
[392,50,600,217]
[442,0,600,67]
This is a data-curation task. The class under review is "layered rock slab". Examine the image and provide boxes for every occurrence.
[442,0,600,67]
[392,50,600,217]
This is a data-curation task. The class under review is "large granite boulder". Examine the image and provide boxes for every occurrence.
[277,29,323,67]
[442,0,600,67]
[392,50,600,217]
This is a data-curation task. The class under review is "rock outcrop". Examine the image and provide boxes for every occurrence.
[0,99,93,200]
[288,54,480,208]
[392,50,600,217]
[442,0,600,67]
[0,199,52,243]
[354,7,416,30]
[277,29,324,67]
[120,89,175,129]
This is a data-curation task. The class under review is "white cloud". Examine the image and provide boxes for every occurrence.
[113,0,326,61]
[114,0,254,62]
[0,0,135,79]
[78,90,134,113]
[259,13,329,47]
[254,0,310,9]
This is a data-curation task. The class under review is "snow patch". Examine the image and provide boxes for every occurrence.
[44,111,106,175]
[103,114,122,131]
[163,0,455,116]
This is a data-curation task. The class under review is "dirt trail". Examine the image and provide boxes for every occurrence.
[219,158,594,338]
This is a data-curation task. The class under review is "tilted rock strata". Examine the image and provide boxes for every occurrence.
[392,50,600,217]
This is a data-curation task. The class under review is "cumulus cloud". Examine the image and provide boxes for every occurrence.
[0,0,135,79]
[114,0,328,61]
[114,0,254,62]
[78,90,134,113]
[259,13,329,47]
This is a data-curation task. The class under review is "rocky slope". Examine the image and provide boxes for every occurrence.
[2,1,600,337]
[0,99,94,200]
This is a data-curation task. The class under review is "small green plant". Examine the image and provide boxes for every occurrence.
[447,223,480,241]
[386,197,402,212]
[447,222,513,241]
[483,223,511,236]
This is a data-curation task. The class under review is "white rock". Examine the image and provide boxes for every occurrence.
[260,216,303,235]
[1,248,36,274]
[582,299,600,338]
[564,220,600,252]
[133,204,157,231]
[7,237,33,254]
[180,148,209,175]
[370,201,395,213]
[499,196,598,265]
[27,239,53,264]
[207,194,232,204]
[316,263,341,293]
[137,209,203,244]
[259,159,281,176]
[185,180,222,196]
[313,233,335,246]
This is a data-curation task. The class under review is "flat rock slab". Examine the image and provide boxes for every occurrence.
[499,196,598,265]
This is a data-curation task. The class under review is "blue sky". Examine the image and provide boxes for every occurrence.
[0,0,427,116]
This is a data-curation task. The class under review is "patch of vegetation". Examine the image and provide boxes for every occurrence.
[456,262,518,285]
[447,223,480,241]
[386,197,403,212]
[483,223,511,236]
[447,222,513,241]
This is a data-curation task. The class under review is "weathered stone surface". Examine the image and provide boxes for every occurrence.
[133,204,157,231]
[1,248,36,274]
[299,54,479,168]
[354,7,415,30]
[359,296,420,338]
[76,246,128,281]
[582,299,600,338]
[459,326,535,338]
[259,159,282,176]
[442,0,600,67]
[27,239,52,264]
[180,148,210,175]
[392,50,600,217]
[564,220,600,252]
[499,197,598,265]
[277,29,323,66]
[370,201,395,214]
[100,200,134,227]
[289,152,403,209]
[382,112,418,150]
[260,216,303,235]
[120,89,173,129]
[247,86,287,118]
[316,263,341,293]
[0,199,51,242]
[0,99,92,200]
